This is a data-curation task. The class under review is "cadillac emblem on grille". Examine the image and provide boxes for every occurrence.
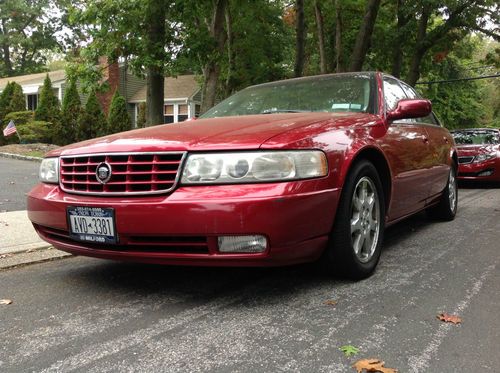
[96,162,112,184]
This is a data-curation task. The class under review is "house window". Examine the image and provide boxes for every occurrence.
[164,104,174,124]
[27,94,38,111]
[178,104,188,122]
[195,104,201,118]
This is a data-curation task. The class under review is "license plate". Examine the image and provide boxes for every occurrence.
[67,207,117,244]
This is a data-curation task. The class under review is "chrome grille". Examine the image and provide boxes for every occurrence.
[60,152,186,195]
[458,156,474,164]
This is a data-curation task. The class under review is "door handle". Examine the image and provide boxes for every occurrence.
[423,136,429,144]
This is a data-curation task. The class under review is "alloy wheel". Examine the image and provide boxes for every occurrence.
[350,176,381,263]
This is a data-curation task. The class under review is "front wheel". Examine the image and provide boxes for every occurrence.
[323,160,385,280]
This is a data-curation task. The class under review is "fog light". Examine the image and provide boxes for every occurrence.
[478,170,493,177]
[218,235,267,253]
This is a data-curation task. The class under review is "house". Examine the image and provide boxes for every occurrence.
[0,60,201,128]
[0,69,66,111]
[129,75,202,124]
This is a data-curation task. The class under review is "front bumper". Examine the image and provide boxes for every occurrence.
[457,158,500,182]
[27,181,339,266]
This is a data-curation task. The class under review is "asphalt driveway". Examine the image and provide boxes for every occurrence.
[0,187,499,372]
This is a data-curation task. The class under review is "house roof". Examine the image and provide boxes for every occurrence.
[0,70,66,91]
[129,75,200,102]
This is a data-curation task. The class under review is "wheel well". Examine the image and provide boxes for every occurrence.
[350,148,392,211]
[452,151,458,169]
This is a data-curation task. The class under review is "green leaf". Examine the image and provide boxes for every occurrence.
[339,345,359,357]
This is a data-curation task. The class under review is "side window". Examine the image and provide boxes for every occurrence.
[383,77,407,112]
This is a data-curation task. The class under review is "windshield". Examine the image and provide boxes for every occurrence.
[452,130,500,145]
[202,73,376,118]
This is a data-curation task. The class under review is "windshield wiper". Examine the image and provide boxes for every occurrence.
[260,109,310,114]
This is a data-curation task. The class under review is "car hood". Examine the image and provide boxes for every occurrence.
[47,112,376,157]
[456,144,499,157]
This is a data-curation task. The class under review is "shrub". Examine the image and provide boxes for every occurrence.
[35,75,61,130]
[0,82,14,122]
[54,80,82,145]
[4,111,34,125]
[137,102,146,128]
[76,90,107,141]
[7,82,26,113]
[107,90,131,134]
[0,112,50,145]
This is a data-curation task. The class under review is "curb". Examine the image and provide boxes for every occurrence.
[0,152,43,162]
[0,246,73,270]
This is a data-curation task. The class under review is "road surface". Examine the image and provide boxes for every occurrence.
[0,185,499,372]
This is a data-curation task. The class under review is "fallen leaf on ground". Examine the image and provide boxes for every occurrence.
[437,313,461,324]
[353,358,397,373]
[0,254,12,259]
[0,299,13,305]
[324,299,338,306]
[340,345,359,357]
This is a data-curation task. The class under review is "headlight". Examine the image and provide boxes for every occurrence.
[474,153,496,163]
[39,157,59,183]
[181,151,327,184]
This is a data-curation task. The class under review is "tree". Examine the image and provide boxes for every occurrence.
[200,0,228,113]
[35,75,61,130]
[405,0,500,86]
[76,90,107,141]
[314,0,327,74]
[349,0,382,71]
[55,80,81,145]
[0,0,66,77]
[0,81,14,121]
[7,82,26,113]
[294,0,306,77]
[67,0,173,126]
[107,90,131,134]
[144,0,168,126]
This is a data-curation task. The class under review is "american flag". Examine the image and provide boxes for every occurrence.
[2,120,17,137]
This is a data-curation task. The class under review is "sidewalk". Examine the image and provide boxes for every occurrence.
[0,210,50,254]
[0,210,71,268]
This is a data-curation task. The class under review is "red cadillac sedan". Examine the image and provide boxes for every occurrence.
[451,128,500,182]
[28,72,458,279]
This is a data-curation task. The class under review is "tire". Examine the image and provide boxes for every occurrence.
[427,163,458,221]
[323,160,386,280]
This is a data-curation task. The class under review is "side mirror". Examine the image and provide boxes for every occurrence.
[387,99,432,122]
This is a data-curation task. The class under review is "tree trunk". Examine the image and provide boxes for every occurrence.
[334,0,344,73]
[348,0,381,71]
[391,0,409,78]
[314,0,327,74]
[407,5,430,86]
[294,0,306,77]
[145,0,166,126]
[146,67,164,125]
[224,4,235,97]
[200,0,228,114]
